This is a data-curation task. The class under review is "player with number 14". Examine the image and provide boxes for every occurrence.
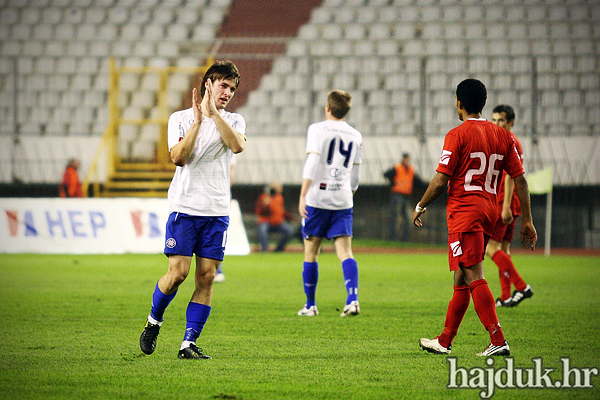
[297,90,363,318]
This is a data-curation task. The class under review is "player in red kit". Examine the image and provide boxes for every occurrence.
[413,79,537,356]
[487,105,533,307]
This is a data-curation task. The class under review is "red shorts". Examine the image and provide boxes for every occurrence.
[490,215,518,243]
[448,232,490,271]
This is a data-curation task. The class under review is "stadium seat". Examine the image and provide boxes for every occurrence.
[356,7,377,24]
[284,74,308,91]
[298,24,319,40]
[376,6,398,23]
[107,7,129,24]
[333,8,354,24]
[139,124,160,141]
[191,25,217,42]
[84,8,106,24]
[526,5,547,21]
[130,8,151,24]
[322,23,342,40]
[344,24,366,40]
[309,8,331,24]
[131,139,156,160]
[332,73,355,90]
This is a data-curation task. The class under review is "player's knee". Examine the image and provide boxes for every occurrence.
[167,270,188,288]
[485,243,501,258]
[197,268,216,286]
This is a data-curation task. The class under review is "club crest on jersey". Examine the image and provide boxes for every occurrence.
[166,238,176,248]
[329,168,341,178]
[450,241,463,257]
[439,150,452,165]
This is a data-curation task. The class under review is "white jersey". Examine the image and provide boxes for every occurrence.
[305,119,362,210]
[167,107,246,216]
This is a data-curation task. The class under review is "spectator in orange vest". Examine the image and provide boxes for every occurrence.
[255,181,294,252]
[384,153,416,241]
[59,158,83,198]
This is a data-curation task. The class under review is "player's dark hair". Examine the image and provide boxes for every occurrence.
[456,79,487,114]
[492,104,516,122]
[327,90,352,119]
[200,59,240,98]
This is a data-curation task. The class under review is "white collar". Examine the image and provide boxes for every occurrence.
[467,118,486,121]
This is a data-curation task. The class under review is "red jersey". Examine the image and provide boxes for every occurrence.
[497,131,524,216]
[436,119,524,235]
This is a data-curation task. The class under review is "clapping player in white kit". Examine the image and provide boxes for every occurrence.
[139,60,246,359]
[297,90,363,317]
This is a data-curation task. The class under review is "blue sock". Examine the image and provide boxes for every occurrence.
[302,262,319,308]
[183,302,212,343]
[150,282,177,322]
[217,264,223,274]
[342,258,359,305]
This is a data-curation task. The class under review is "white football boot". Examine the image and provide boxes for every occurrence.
[297,305,319,316]
[477,341,510,356]
[419,337,451,355]
[340,301,360,317]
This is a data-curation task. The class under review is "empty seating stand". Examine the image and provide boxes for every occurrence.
[238,0,599,139]
[0,0,232,152]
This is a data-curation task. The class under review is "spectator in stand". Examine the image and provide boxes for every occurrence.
[255,181,294,252]
[384,153,418,241]
[59,158,83,198]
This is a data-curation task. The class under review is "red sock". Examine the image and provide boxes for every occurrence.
[492,250,527,292]
[438,286,470,349]
[492,252,512,300]
[470,279,505,346]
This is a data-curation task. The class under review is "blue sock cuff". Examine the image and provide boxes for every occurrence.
[187,302,212,321]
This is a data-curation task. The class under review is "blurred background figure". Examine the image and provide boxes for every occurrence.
[384,153,418,242]
[59,158,83,198]
[255,181,294,252]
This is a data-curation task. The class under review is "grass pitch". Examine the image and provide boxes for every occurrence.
[0,248,599,399]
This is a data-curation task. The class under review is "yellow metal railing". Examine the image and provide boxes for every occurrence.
[83,57,213,197]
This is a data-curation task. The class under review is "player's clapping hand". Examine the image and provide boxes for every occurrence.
[201,78,218,118]
[191,88,202,124]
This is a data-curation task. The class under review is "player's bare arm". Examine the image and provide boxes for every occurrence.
[413,172,450,227]
[501,175,515,225]
[298,178,312,219]
[170,88,203,166]
[203,78,246,154]
[300,151,321,219]
[513,174,537,250]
